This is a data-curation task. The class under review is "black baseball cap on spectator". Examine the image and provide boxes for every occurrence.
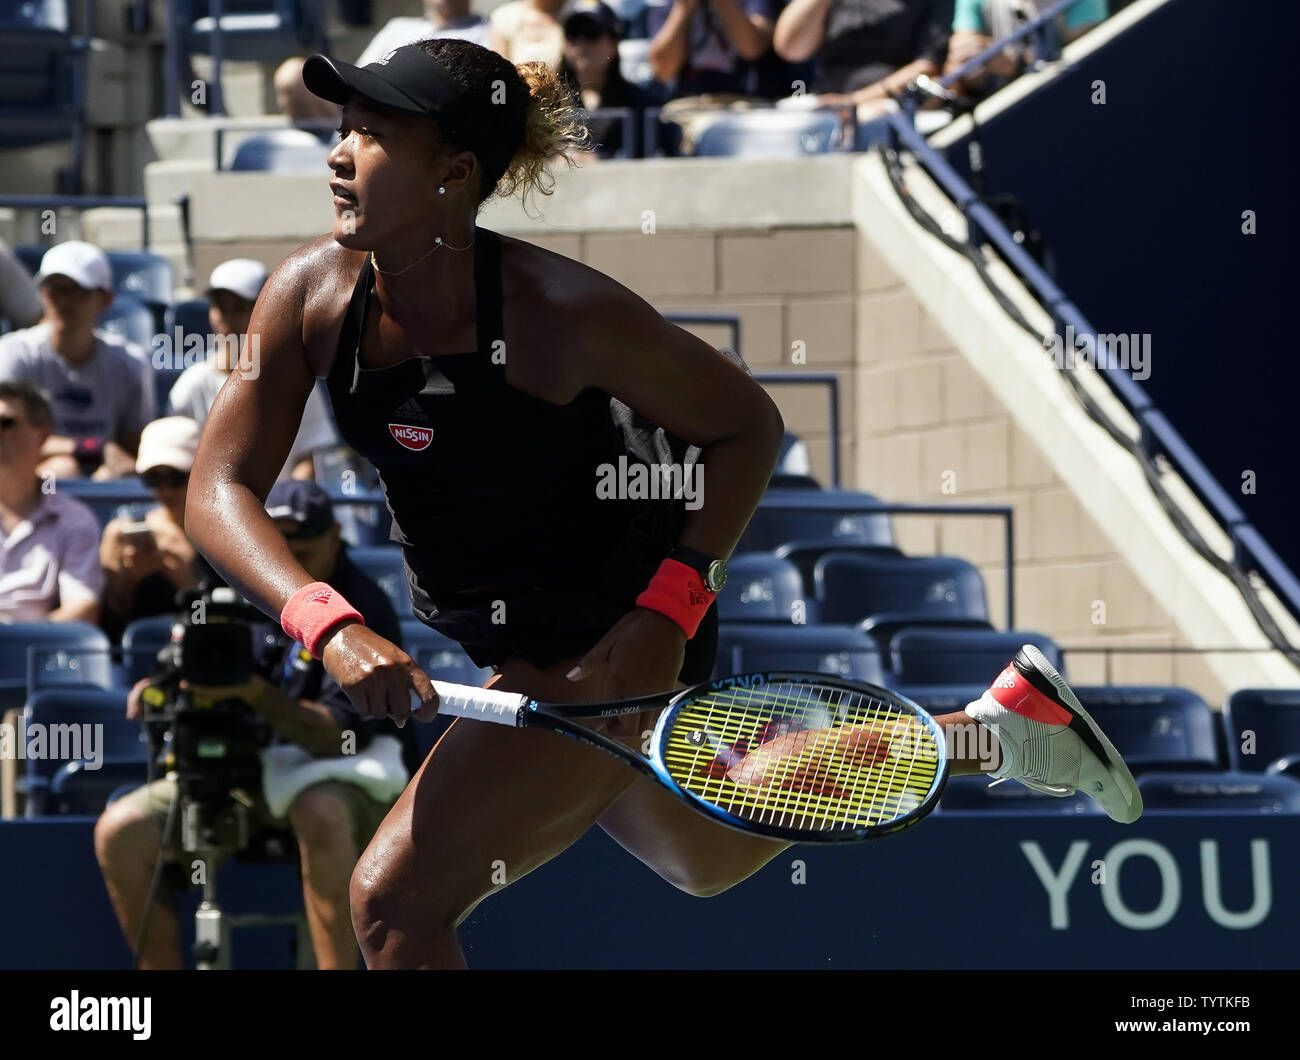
[562,0,622,40]
[265,480,336,538]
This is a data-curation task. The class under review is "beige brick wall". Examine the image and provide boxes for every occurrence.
[852,229,1227,706]
[193,217,1226,705]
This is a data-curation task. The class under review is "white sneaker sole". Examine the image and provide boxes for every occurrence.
[1017,644,1144,824]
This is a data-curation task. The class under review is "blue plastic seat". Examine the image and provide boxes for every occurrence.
[228,130,332,173]
[165,297,212,341]
[890,628,1062,686]
[936,774,1104,815]
[107,251,174,310]
[185,0,328,62]
[738,488,894,553]
[716,554,809,623]
[814,552,991,645]
[891,684,986,715]
[19,688,149,816]
[713,623,886,684]
[97,294,156,351]
[775,541,902,593]
[56,477,153,527]
[48,756,152,815]
[121,615,182,685]
[0,4,85,178]
[1223,688,1300,773]
[0,621,113,709]
[691,111,847,158]
[348,546,410,616]
[1136,771,1300,813]
[1073,686,1219,772]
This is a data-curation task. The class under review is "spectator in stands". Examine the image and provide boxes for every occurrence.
[95,481,416,970]
[357,0,491,65]
[166,259,338,482]
[274,57,345,130]
[0,380,103,624]
[490,0,568,69]
[0,239,42,331]
[98,417,203,642]
[648,0,778,98]
[559,1,650,159]
[774,0,953,114]
[0,241,154,481]
[944,0,1106,96]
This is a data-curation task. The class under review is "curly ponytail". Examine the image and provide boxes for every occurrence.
[496,60,590,205]
[414,39,589,210]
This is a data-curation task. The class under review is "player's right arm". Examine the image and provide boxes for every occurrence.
[185,242,436,723]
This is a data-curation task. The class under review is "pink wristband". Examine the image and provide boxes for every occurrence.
[281,581,364,658]
[635,558,716,639]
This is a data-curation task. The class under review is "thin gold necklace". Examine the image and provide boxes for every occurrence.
[371,233,475,277]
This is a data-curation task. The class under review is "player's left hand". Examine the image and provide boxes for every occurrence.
[565,606,687,702]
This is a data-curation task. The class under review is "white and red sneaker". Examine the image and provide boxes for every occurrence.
[965,644,1143,823]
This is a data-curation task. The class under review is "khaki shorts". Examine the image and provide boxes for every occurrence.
[117,777,393,881]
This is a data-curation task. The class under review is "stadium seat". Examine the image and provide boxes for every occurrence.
[713,623,887,684]
[0,622,113,709]
[890,628,1062,686]
[737,487,893,552]
[774,540,902,592]
[1072,686,1219,772]
[121,615,182,686]
[58,477,153,527]
[48,756,151,816]
[716,554,810,623]
[165,297,212,341]
[97,294,156,351]
[690,111,848,158]
[349,546,410,615]
[1222,688,1300,772]
[0,2,87,190]
[108,251,174,315]
[19,688,150,816]
[1135,771,1300,813]
[185,0,329,63]
[228,129,332,173]
[936,774,1104,815]
[891,684,986,715]
[814,553,990,644]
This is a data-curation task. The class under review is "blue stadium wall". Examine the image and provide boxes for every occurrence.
[3,815,1294,968]
[940,0,1299,599]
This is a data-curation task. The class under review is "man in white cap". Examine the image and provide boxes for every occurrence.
[0,380,103,623]
[167,258,338,482]
[0,241,155,481]
[98,416,204,641]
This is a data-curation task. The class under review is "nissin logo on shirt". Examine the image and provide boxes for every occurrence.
[389,423,433,451]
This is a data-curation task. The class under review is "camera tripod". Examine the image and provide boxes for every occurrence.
[183,794,314,970]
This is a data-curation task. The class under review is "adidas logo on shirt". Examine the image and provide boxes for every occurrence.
[391,397,430,423]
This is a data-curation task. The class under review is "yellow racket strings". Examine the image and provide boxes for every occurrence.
[662,682,940,831]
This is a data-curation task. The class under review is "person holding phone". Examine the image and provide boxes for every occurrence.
[99,416,204,640]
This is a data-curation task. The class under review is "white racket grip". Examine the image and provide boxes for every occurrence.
[413,682,527,725]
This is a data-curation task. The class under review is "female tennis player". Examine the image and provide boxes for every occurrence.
[186,38,1140,969]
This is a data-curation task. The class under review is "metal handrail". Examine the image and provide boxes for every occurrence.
[881,110,1300,624]
[754,372,841,488]
[937,0,1090,92]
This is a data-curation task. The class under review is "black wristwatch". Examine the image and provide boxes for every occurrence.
[668,545,728,592]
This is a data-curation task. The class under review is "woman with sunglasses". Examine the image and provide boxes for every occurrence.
[99,416,203,641]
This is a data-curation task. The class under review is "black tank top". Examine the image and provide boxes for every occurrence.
[325,226,667,628]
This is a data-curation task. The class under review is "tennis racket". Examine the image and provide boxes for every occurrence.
[415,671,949,843]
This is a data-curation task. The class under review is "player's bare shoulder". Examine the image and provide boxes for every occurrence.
[497,232,656,393]
[287,235,369,377]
